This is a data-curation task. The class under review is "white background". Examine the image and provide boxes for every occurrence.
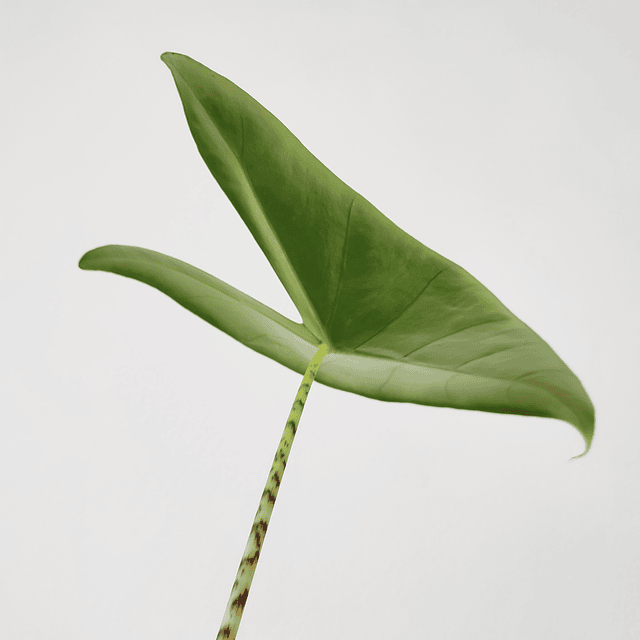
[2,1,639,638]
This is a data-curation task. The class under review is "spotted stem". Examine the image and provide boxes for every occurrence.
[216,343,329,640]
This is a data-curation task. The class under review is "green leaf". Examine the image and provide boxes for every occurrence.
[79,52,594,458]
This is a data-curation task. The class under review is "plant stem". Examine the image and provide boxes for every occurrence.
[215,343,329,640]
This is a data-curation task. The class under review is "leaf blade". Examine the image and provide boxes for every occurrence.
[80,52,595,457]
[79,245,320,373]
[79,244,593,457]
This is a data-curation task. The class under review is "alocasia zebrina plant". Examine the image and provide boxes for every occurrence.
[80,52,594,639]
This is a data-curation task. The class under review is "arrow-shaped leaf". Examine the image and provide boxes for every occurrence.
[79,52,594,457]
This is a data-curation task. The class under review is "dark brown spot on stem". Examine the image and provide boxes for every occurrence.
[232,588,249,610]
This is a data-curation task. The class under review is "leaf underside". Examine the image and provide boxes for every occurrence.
[79,52,594,457]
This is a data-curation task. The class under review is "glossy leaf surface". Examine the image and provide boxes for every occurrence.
[79,52,594,456]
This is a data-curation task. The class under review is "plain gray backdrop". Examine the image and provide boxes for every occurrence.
[2,0,639,638]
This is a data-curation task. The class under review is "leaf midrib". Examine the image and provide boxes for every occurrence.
[166,54,329,346]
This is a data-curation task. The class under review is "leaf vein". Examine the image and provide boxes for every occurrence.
[454,344,521,370]
[327,197,355,332]
[354,267,450,350]
[402,318,509,358]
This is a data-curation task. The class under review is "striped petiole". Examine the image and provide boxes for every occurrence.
[216,343,329,639]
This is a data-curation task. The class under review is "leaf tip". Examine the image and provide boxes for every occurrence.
[78,246,116,271]
[78,250,93,270]
[568,431,594,462]
[160,51,184,70]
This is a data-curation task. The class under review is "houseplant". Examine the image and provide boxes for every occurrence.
[79,52,594,639]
